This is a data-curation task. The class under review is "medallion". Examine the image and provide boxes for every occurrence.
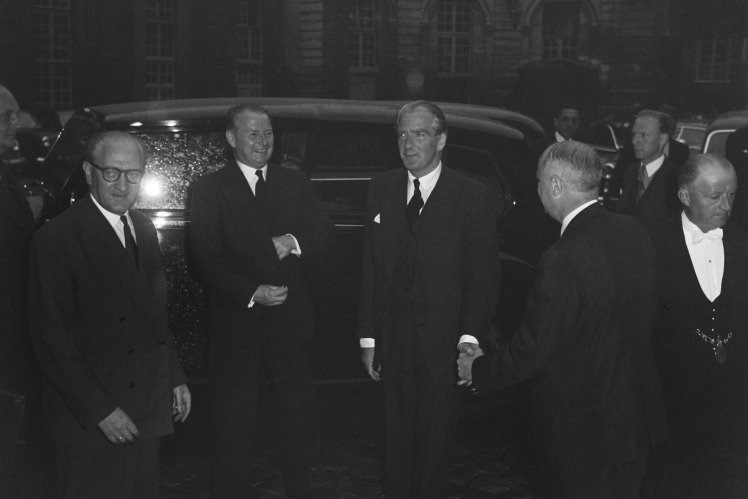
[715,344,727,365]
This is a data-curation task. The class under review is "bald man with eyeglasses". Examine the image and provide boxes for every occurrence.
[28,131,191,499]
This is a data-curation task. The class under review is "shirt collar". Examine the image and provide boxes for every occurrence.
[555,131,569,143]
[90,193,130,227]
[408,161,442,190]
[644,155,666,178]
[560,199,598,236]
[237,160,267,177]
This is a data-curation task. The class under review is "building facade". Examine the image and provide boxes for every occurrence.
[0,0,745,125]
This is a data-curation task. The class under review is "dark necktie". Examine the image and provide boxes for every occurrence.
[636,162,649,201]
[120,215,138,269]
[406,179,424,230]
[254,169,266,212]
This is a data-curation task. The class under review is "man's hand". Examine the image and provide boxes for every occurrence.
[252,285,288,306]
[457,342,480,357]
[272,235,297,261]
[172,384,192,423]
[97,407,139,444]
[361,347,381,381]
[457,346,484,386]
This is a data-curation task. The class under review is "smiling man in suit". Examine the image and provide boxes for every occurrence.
[28,131,191,499]
[458,141,666,498]
[358,100,500,498]
[190,104,335,499]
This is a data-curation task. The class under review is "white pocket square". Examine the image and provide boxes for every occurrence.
[374,214,381,224]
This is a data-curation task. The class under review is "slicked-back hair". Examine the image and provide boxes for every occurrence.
[556,103,579,118]
[85,131,148,166]
[678,154,735,189]
[540,141,601,193]
[226,104,271,132]
[636,110,670,136]
[397,100,448,136]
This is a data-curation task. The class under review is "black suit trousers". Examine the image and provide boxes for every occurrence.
[384,291,462,499]
[210,338,314,498]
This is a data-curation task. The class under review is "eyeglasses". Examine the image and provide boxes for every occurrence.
[88,161,145,184]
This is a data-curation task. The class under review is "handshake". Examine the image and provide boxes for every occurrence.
[456,342,484,387]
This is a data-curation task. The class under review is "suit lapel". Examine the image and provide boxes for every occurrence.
[220,162,279,262]
[723,227,748,299]
[639,159,674,205]
[80,197,155,303]
[379,169,407,285]
[0,170,35,232]
[413,167,455,271]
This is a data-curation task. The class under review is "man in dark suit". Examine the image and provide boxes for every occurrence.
[458,141,666,498]
[618,110,681,226]
[534,104,580,156]
[28,131,191,498]
[725,124,748,230]
[190,105,335,499]
[645,154,748,497]
[358,100,500,498]
[0,84,37,408]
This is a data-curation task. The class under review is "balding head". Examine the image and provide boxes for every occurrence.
[678,154,737,232]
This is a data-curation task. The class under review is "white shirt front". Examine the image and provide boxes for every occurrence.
[554,131,571,143]
[644,155,666,178]
[91,194,136,248]
[360,161,478,349]
[560,199,598,236]
[682,211,724,302]
[407,162,442,210]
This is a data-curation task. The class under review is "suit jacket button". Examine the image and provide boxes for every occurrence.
[119,317,126,323]
[158,339,166,346]
[129,382,135,389]
[127,348,134,355]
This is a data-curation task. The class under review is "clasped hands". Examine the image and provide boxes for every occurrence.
[251,235,298,306]
[97,384,191,445]
[457,342,484,387]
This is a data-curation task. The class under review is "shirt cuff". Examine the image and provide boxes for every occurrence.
[287,234,301,256]
[458,335,479,347]
[248,286,260,308]
[360,338,375,348]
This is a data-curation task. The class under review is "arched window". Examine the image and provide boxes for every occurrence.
[237,0,263,96]
[526,0,593,62]
[349,0,376,68]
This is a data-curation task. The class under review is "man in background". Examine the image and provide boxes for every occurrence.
[534,104,580,155]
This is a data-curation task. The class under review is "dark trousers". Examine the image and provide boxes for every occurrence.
[210,339,314,499]
[547,446,649,499]
[55,437,161,499]
[384,293,462,499]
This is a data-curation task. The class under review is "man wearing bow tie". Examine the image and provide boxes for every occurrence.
[191,105,335,499]
[644,154,748,497]
[618,110,681,227]
[357,101,500,497]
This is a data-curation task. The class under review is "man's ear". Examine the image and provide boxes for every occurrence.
[225,129,236,148]
[678,187,690,207]
[436,132,447,152]
[551,175,563,196]
[82,161,93,186]
[660,132,669,148]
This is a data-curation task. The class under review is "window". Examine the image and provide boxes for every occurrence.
[349,0,376,68]
[237,1,263,96]
[436,0,471,75]
[33,0,72,109]
[145,0,175,100]
[542,1,579,60]
[696,38,747,82]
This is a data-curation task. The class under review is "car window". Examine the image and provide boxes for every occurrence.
[678,127,705,151]
[443,144,507,214]
[133,132,228,210]
[703,130,732,157]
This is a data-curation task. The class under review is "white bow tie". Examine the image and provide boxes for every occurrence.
[692,227,723,245]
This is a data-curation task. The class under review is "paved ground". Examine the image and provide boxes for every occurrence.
[1,380,547,499]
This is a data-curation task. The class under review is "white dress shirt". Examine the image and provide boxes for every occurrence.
[643,155,666,178]
[560,199,598,236]
[236,160,301,307]
[555,131,571,143]
[682,211,724,302]
[91,194,136,247]
[360,162,478,349]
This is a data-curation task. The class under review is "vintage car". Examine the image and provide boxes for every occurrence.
[702,111,748,156]
[35,98,551,380]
